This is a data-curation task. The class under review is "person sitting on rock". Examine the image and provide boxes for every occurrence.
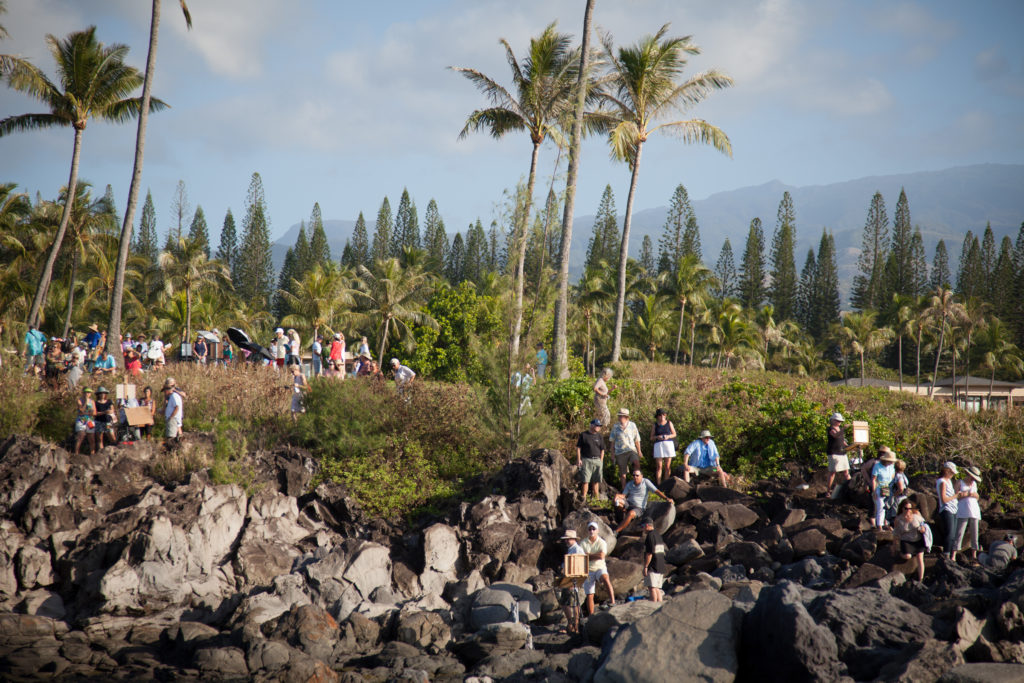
[870,447,897,530]
[683,430,732,487]
[581,521,614,615]
[641,517,667,602]
[979,534,1019,571]
[614,468,671,534]
[559,529,586,633]
[92,348,116,376]
[894,499,927,582]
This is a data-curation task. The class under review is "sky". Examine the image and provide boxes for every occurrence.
[2,0,1023,246]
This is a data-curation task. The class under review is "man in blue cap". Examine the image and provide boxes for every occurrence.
[576,418,605,503]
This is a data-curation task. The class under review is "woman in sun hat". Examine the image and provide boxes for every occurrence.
[895,499,928,582]
[870,446,897,530]
[954,465,983,563]
[936,461,959,558]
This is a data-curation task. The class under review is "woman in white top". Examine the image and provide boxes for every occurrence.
[935,462,959,559]
[954,465,983,563]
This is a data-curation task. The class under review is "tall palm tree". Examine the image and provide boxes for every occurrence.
[624,292,674,361]
[599,24,732,362]
[911,295,929,392]
[356,258,436,361]
[838,310,895,386]
[926,287,964,398]
[553,0,596,380]
[668,253,715,364]
[158,236,231,343]
[107,0,191,365]
[979,318,1024,407]
[890,293,915,391]
[959,297,987,397]
[575,266,612,374]
[451,23,579,360]
[1,27,161,330]
[80,234,145,321]
[280,262,355,343]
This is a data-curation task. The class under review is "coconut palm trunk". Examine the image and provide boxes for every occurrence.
[897,332,903,391]
[552,0,595,379]
[27,127,82,328]
[929,318,946,399]
[510,140,541,360]
[610,141,643,363]
[62,250,80,337]
[378,316,391,363]
[915,326,923,392]
[673,296,686,364]
[689,316,698,366]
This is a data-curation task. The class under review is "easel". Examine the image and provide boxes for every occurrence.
[559,553,589,634]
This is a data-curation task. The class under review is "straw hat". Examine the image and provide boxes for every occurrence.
[964,466,982,482]
[830,412,844,422]
[88,324,99,332]
[699,429,713,439]
[942,461,958,475]
[878,447,896,463]
[617,408,630,417]
[162,377,177,391]
[560,530,578,541]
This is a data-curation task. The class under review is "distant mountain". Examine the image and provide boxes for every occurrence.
[272,164,1024,295]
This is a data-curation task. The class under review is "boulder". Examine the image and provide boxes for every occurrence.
[476,522,519,564]
[195,646,249,678]
[269,604,340,662]
[14,545,53,589]
[695,486,754,504]
[719,504,760,531]
[584,600,663,645]
[840,532,878,565]
[712,564,748,583]
[665,538,704,566]
[661,476,692,502]
[594,590,742,683]
[741,581,841,682]
[600,558,643,602]
[468,584,540,630]
[646,500,676,536]
[791,528,828,558]
[939,663,1024,682]
[877,639,965,682]
[396,610,451,652]
[725,541,772,570]
[776,557,837,589]
[472,648,546,680]
[842,563,888,589]
[499,448,571,509]
[774,508,807,529]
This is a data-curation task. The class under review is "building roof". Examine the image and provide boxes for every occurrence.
[927,376,1024,390]
[829,377,904,388]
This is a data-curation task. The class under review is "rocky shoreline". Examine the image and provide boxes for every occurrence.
[1,434,1023,682]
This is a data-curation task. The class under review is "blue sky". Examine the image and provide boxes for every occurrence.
[2,0,1023,245]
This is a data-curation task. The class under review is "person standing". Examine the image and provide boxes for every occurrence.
[650,408,677,485]
[894,500,927,582]
[559,530,586,634]
[608,408,642,490]
[581,521,614,615]
[954,466,983,563]
[193,334,208,365]
[311,335,324,377]
[290,364,309,421]
[139,386,156,440]
[870,447,897,530]
[535,342,548,379]
[83,324,102,351]
[287,329,301,367]
[936,462,959,558]
[683,430,732,487]
[391,358,416,393]
[273,328,287,370]
[593,368,612,427]
[162,377,185,442]
[73,387,96,455]
[641,517,667,602]
[330,333,346,378]
[93,387,115,449]
[576,419,605,503]
[66,350,84,390]
[826,412,856,495]
[22,324,46,375]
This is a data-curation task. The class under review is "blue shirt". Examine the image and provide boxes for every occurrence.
[84,331,102,349]
[536,349,548,367]
[685,438,720,469]
[24,329,46,356]
[622,477,659,510]
[94,355,115,370]
[872,462,895,488]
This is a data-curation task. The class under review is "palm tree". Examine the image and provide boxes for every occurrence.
[668,253,715,364]
[911,295,929,392]
[926,287,964,398]
[979,318,1024,408]
[1,27,162,330]
[890,293,915,391]
[356,258,437,361]
[624,292,674,361]
[451,23,579,361]
[711,304,757,369]
[80,235,145,321]
[575,266,612,374]
[158,236,231,343]
[280,262,355,343]
[599,24,732,362]
[755,304,780,360]
[959,297,987,398]
[107,0,191,365]
[838,310,895,386]
[552,0,596,380]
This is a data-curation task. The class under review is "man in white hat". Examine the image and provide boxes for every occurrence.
[609,408,642,489]
[826,412,858,496]
[391,358,416,398]
[274,328,287,370]
[683,429,731,487]
[580,521,614,615]
[559,529,586,632]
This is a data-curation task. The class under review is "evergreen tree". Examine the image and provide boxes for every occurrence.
[273,247,296,319]
[956,232,983,300]
[371,197,392,263]
[850,191,889,310]
[102,184,120,228]
[657,184,695,275]
[340,241,355,269]
[1012,222,1024,343]
[543,188,561,264]
[235,172,274,309]
[487,223,500,271]
[639,235,655,275]
[980,222,996,299]
[392,188,419,258]
[217,208,237,274]
[446,232,465,283]
[308,202,331,267]
[292,222,312,282]
[187,205,209,257]
[423,199,446,269]
[133,189,159,264]
[796,249,817,330]
[713,238,736,300]
[169,179,190,244]
[908,227,928,296]
[769,192,798,320]
[350,212,370,268]
[930,239,951,291]
[884,188,913,298]
[586,185,618,272]
[464,219,487,284]
[738,217,766,310]
[992,235,1016,321]
[811,229,841,341]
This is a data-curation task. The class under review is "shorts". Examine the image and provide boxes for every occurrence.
[828,454,850,473]
[579,458,603,484]
[653,441,675,460]
[644,572,664,589]
[291,394,304,414]
[74,418,90,433]
[615,449,640,476]
[166,421,181,439]
[900,538,926,556]
[582,568,607,595]
[92,420,113,434]
[276,358,285,367]
[694,466,719,477]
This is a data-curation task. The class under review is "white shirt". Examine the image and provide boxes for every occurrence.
[275,337,287,359]
[394,365,415,384]
[956,479,981,519]
[165,391,183,426]
[936,477,957,515]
